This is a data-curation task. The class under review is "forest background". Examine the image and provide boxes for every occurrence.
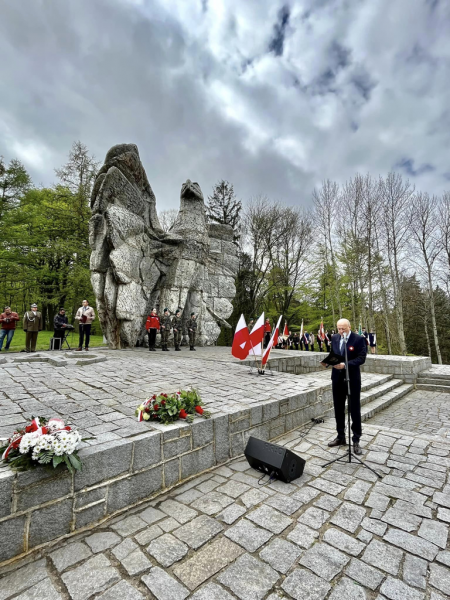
[1,141,449,363]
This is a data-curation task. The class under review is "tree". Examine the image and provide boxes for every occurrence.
[207,180,242,242]
[0,157,32,219]
[159,209,179,232]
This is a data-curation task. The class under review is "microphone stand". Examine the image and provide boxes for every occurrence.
[322,335,381,477]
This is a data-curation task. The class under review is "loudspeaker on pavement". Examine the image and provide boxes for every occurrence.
[244,436,305,483]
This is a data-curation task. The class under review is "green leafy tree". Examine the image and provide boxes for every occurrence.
[207,180,242,243]
[0,156,32,219]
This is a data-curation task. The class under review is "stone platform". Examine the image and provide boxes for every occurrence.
[0,348,433,565]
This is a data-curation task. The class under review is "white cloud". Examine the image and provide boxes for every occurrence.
[0,0,449,209]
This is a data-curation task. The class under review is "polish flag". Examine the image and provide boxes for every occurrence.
[262,315,282,366]
[231,314,251,360]
[283,323,289,336]
[249,312,264,356]
[319,319,325,341]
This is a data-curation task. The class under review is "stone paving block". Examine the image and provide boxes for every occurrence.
[357,529,373,544]
[97,580,145,600]
[159,516,180,532]
[110,515,147,537]
[328,576,367,600]
[158,498,198,523]
[224,519,273,552]
[362,540,403,575]
[384,527,439,560]
[147,533,188,567]
[403,554,427,590]
[191,491,234,515]
[323,527,366,557]
[433,492,450,509]
[0,514,26,562]
[246,505,292,534]
[142,566,189,600]
[175,487,203,504]
[240,488,270,508]
[29,498,73,548]
[259,538,302,573]
[292,485,321,504]
[61,554,120,600]
[50,541,92,572]
[418,518,448,548]
[345,557,385,591]
[393,499,432,518]
[84,532,121,553]
[287,522,319,549]
[381,508,422,532]
[380,576,425,600]
[365,492,390,511]
[111,537,138,560]
[0,559,48,600]
[216,480,251,498]
[12,578,62,600]
[344,480,372,504]
[265,493,302,515]
[330,501,366,533]
[190,583,234,600]
[314,493,342,512]
[173,537,243,591]
[298,506,329,529]
[217,553,279,600]
[173,514,223,549]
[135,524,164,545]
[309,477,345,495]
[139,506,166,525]
[437,550,450,566]
[121,548,152,575]
[429,563,450,596]
[300,542,350,581]
[217,503,247,524]
[281,568,331,600]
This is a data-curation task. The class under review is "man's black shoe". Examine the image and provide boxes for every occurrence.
[353,442,362,455]
[328,437,346,447]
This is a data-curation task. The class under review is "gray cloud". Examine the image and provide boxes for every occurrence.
[0,0,449,210]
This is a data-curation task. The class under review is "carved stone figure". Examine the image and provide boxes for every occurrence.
[89,144,238,348]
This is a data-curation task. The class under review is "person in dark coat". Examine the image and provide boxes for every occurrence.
[53,308,69,347]
[264,319,271,348]
[188,312,197,350]
[172,308,183,351]
[322,318,367,455]
[160,308,172,351]
[23,303,43,353]
[292,332,300,350]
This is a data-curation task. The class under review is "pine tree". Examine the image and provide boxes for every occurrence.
[207,180,242,243]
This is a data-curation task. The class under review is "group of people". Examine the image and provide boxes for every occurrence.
[0,300,96,353]
[245,317,377,354]
[145,307,197,351]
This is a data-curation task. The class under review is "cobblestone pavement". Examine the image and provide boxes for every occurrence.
[1,416,449,599]
[369,390,450,438]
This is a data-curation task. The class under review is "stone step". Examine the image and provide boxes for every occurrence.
[418,371,450,381]
[360,378,403,408]
[417,376,450,385]
[416,383,450,393]
[361,383,414,421]
[360,374,394,393]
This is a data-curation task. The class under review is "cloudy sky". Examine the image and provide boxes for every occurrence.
[1,0,449,209]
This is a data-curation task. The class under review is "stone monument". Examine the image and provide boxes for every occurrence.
[89,144,238,348]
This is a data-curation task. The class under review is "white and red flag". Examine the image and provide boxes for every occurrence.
[231,314,251,360]
[319,319,325,341]
[249,312,264,356]
[283,322,289,336]
[300,319,304,340]
[262,315,282,367]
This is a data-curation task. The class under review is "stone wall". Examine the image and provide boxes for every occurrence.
[243,351,432,384]
[0,385,332,564]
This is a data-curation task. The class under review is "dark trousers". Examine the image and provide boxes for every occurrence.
[26,331,39,352]
[294,343,299,350]
[79,324,91,348]
[173,329,182,347]
[318,341,323,352]
[148,328,157,348]
[264,332,271,347]
[304,343,309,351]
[332,376,362,442]
[161,328,170,345]
[299,341,304,350]
[189,330,196,347]
[311,343,315,351]
[54,329,65,340]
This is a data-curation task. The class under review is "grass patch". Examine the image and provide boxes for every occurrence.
[0,329,107,353]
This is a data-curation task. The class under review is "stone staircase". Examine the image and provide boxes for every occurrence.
[359,374,413,421]
[416,371,450,393]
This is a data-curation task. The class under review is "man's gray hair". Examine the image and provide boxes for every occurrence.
[337,318,351,327]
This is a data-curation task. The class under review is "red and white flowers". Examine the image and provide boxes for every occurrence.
[136,389,210,425]
[0,416,83,473]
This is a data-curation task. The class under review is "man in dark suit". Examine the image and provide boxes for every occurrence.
[322,318,367,455]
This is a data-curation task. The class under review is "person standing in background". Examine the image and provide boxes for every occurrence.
[293,331,300,350]
[53,308,69,347]
[160,308,172,351]
[172,308,183,351]
[75,300,96,351]
[188,312,197,351]
[264,318,271,348]
[0,306,20,351]
[23,303,43,353]
[310,332,315,351]
[317,329,323,352]
[303,330,310,351]
[146,308,160,351]
[369,330,377,354]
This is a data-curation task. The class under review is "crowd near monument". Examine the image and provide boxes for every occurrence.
[89,143,239,349]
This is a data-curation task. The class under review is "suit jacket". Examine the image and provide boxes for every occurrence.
[23,311,43,332]
[331,331,367,384]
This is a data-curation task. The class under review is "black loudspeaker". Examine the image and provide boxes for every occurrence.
[244,436,306,483]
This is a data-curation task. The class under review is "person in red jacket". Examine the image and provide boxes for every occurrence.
[264,318,272,348]
[145,308,160,351]
[0,306,20,351]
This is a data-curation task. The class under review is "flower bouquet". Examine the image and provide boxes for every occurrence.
[136,389,210,425]
[0,416,83,473]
